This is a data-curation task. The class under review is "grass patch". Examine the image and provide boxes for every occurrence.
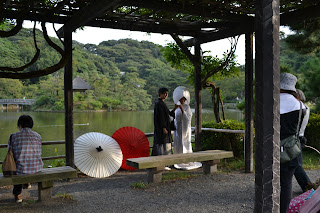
[56,193,74,200]
[162,171,197,181]
[218,158,246,171]
[21,199,37,206]
[42,145,66,168]
[131,181,148,189]
[302,150,320,170]
[49,158,66,168]
[216,149,319,171]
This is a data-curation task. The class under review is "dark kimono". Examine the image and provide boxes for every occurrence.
[152,98,175,156]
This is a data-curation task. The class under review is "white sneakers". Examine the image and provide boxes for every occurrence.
[14,194,22,203]
[164,166,171,171]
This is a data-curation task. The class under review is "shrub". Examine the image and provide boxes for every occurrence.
[304,113,320,151]
[52,100,64,111]
[98,97,121,109]
[88,100,103,110]
[35,95,50,107]
[201,119,245,159]
[75,93,86,101]
[77,101,87,110]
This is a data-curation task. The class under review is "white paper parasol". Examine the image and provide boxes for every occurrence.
[173,86,190,105]
[74,132,123,178]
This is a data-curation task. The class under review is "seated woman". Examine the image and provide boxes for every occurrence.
[173,87,201,170]
[9,115,43,203]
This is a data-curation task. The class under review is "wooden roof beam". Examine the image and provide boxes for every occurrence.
[179,3,320,46]
[121,0,254,22]
[85,19,200,37]
[2,10,68,24]
[95,15,235,30]
[183,20,254,46]
[2,10,223,37]
[184,28,246,46]
[57,0,121,37]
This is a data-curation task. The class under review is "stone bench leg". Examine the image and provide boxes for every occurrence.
[147,167,164,183]
[38,181,53,201]
[202,160,220,174]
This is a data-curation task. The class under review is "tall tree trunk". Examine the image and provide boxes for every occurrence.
[211,87,221,123]
[218,88,226,121]
[208,82,225,123]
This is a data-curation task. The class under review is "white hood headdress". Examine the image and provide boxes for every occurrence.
[173,86,190,105]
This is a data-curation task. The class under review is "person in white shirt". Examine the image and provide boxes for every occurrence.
[294,89,314,192]
[280,73,306,213]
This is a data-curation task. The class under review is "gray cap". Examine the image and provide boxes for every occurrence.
[280,73,297,92]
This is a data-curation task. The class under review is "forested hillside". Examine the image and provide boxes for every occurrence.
[0,24,246,111]
[280,34,320,110]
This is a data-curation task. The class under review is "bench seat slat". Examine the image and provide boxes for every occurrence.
[126,150,233,169]
[0,166,77,186]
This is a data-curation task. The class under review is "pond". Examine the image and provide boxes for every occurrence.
[0,109,243,167]
[0,109,243,142]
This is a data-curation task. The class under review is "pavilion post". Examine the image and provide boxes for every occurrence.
[194,38,202,151]
[254,0,280,212]
[245,32,254,173]
[64,29,75,168]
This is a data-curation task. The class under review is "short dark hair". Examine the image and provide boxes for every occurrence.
[17,115,34,128]
[296,89,306,102]
[158,87,168,96]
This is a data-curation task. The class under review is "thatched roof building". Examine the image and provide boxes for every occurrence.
[72,76,91,92]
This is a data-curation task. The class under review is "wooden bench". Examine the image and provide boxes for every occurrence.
[127,150,233,183]
[0,166,77,201]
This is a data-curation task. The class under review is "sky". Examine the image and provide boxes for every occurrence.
[71,27,248,65]
[23,22,291,66]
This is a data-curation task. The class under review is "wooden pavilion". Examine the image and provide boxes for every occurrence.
[1,0,320,211]
[73,76,92,92]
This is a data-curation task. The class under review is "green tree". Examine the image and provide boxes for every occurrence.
[118,72,152,110]
[0,25,199,111]
[23,84,39,99]
[283,18,320,111]
[286,19,320,55]
[298,56,320,108]
[91,75,111,97]
[161,40,239,122]
[0,78,24,98]
[214,71,245,102]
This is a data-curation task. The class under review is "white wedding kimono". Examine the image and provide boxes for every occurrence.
[173,103,202,170]
[173,103,193,154]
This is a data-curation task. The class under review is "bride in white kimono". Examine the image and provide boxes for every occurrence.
[173,87,202,170]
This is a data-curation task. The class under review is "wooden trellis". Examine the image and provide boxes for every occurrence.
[1,1,320,211]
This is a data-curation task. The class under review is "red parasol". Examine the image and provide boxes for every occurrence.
[112,126,150,170]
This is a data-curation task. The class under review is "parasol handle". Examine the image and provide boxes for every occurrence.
[305,145,320,155]
[96,146,103,152]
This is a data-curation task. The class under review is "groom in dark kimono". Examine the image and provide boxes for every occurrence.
[152,87,178,157]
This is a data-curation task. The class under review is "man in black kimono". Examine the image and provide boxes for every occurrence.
[152,87,178,157]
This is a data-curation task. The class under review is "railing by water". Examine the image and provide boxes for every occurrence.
[0,128,244,165]
[0,99,36,105]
